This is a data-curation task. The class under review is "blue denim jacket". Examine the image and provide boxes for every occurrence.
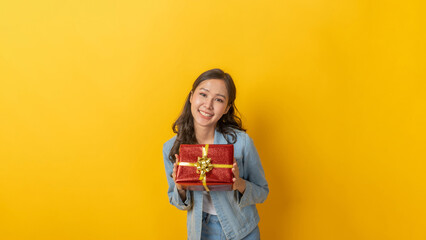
[162,129,269,240]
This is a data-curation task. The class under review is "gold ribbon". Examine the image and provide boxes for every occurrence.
[177,144,233,191]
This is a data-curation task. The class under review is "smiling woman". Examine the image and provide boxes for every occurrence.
[190,79,231,131]
[168,69,245,156]
[162,68,269,240]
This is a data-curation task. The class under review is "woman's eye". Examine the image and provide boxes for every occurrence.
[200,93,207,97]
[216,98,224,103]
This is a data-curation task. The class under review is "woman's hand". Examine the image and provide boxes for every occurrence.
[173,154,185,192]
[232,158,246,194]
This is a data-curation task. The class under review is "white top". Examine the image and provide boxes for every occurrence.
[202,191,217,215]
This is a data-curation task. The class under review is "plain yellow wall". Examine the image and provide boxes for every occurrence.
[1,0,425,239]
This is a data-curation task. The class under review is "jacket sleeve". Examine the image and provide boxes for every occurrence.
[237,135,269,208]
[163,142,192,210]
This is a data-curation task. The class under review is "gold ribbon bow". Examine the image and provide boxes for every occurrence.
[177,144,233,191]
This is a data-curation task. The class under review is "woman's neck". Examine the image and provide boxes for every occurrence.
[194,125,215,144]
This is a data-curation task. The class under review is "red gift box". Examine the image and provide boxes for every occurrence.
[176,144,234,191]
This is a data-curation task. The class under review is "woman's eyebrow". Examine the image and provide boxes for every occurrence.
[200,88,227,99]
[216,94,227,99]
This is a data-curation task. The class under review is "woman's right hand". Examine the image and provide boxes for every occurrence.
[173,154,184,191]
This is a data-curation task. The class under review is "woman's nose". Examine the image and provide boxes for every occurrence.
[205,98,214,109]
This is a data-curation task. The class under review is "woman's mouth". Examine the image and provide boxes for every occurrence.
[199,110,213,118]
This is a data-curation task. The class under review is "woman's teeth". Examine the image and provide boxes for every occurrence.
[200,110,213,117]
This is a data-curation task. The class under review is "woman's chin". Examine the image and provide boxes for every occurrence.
[194,119,217,128]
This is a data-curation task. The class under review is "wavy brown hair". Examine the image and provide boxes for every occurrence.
[168,68,246,163]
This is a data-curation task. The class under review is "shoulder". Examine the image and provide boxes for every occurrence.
[234,129,249,140]
[162,135,177,153]
[229,129,252,147]
[228,129,259,158]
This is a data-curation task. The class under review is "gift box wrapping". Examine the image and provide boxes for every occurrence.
[176,144,234,191]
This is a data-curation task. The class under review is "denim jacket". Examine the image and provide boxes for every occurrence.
[162,129,269,240]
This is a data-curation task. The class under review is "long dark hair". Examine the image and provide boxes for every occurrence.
[168,68,246,163]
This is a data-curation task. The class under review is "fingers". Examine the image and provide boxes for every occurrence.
[173,163,177,180]
[173,154,180,181]
[232,162,239,177]
[232,162,239,190]
[231,159,245,193]
[172,157,184,190]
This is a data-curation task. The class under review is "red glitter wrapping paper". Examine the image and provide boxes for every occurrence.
[176,144,234,191]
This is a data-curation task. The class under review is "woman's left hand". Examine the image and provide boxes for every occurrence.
[232,158,246,194]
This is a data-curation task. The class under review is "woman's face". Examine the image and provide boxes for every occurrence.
[190,79,231,130]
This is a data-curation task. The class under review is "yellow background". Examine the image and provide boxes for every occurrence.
[1,0,425,239]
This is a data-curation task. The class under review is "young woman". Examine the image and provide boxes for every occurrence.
[162,68,268,240]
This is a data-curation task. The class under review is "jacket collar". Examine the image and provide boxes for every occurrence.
[214,128,228,144]
[214,128,222,144]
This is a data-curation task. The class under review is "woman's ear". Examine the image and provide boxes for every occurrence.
[224,105,231,114]
[189,91,193,104]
